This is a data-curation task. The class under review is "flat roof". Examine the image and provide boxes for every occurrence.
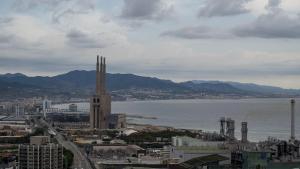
[1,116,26,121]
[175,146,228,152]
[0,116,7,120]
[183,154,229,166]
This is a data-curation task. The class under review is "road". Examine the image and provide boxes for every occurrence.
[38,119,94,169]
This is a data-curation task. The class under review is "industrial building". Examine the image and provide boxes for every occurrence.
[230,99,300,169]
[0,116,31,138]
[90,56,112,129]
[68,103,78,112]
[109,114,127,129]
[171,136,224,148]
[219,117,236,141]
[89,56,127,130]
[163,136,231,167]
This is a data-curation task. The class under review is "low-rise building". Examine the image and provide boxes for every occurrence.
[109,114,127,129]
[164,136,231,166]
[68,104,77,112]
[172,136,224,147]
[30,136,50,145]
[91,144,143,159]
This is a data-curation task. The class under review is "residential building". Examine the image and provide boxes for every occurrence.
[18,136,63,169]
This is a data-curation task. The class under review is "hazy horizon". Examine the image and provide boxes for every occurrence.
[1,0,300,88]
[1,69,300,90]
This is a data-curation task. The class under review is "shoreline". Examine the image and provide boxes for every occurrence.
[53,97,298,105]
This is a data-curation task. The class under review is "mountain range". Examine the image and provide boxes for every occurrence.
[0,70,299,100]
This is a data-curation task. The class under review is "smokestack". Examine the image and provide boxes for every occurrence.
[220,117,226,136]
[241,122,248,143]
[226,118,235,141]
[100,56,103,94]
[291,99,295,141]
[96,55,100,94]
[103,57,106,93]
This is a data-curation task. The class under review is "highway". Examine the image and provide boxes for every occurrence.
[38,119,94,169]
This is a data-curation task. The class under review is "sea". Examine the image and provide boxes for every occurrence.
[53,98,300,142]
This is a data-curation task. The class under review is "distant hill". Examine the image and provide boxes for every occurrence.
[228,82,300,95]
[180,81,251,95]
[0,71,299,100]
[192,80,300,95]
[0,71,185,91]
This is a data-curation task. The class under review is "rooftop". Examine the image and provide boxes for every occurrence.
[175,146,228,153]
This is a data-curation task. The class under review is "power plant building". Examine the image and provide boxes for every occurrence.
[219,117,235,141]
[90,56,112,129]
[89,56,127,130]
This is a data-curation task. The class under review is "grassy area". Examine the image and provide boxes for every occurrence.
[63,148,74,169]
[120,130,197,148]
[0,145,18,154]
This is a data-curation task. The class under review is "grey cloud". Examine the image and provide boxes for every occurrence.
[0,17,13,25]
[52,9,85,23]
[0,35,13,44]
[233,0,300,38]
[12,0,94,11]
[161,26,232,39]
[51,0,95,23]
[198,0,251,17]
[66,30,107,48]
[0,56,93,74]
[233,14,300,38]
[12,0,95,23]
[0,18,15,47]
[121,0,173,20]
[12,0,65,11]
[267,0,281,8]
[170,0,300,39]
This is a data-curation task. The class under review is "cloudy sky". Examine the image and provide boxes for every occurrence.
[1,0,300,88]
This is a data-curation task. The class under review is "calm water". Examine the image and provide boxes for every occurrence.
[53,98,300,142]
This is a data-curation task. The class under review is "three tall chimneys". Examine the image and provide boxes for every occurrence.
[96,55,106,95]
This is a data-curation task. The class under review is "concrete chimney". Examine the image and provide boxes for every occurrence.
[226,118,235,141]
[291,99,295,141]
[241,122,248,143]
[220,117,226,136]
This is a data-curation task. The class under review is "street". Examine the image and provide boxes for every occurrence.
[38,119,94,169]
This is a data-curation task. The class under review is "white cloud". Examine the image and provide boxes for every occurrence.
[0,1,131,76]
[234,0,300,38]
[1,0,300,88]
[246,0,300,15]
[281,0,300,13]
[0,15,64,51]
[56,11,128,48]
